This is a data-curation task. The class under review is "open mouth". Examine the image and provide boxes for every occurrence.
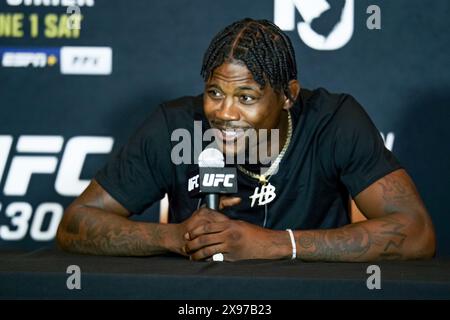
[214,127,248,143]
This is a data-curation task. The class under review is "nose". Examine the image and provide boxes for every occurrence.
[215,97,240,122]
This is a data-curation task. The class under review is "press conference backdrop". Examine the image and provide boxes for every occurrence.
[0,0,448,254]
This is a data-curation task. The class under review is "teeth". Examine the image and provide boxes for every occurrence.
[223,130,237,137]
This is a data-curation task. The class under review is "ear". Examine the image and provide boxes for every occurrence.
[282,80,301,110]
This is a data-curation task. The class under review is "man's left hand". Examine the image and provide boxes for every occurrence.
[184,211,290,261]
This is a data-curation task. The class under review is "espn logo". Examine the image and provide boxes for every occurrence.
[0,47,60,68]
[2,52,47,67]
[60,46,112,75]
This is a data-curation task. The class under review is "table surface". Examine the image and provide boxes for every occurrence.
[1,248,449,299]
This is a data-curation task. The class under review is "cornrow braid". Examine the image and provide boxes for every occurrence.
[200,18,298,101]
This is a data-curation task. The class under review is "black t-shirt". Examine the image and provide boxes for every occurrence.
[95,88,401,230]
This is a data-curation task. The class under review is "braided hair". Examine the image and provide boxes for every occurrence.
[200,18,298,101]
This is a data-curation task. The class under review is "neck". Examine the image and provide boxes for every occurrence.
[265,109,289,163]
[278,110,289,153]
[239,110,290,173]
[236,110,290,168]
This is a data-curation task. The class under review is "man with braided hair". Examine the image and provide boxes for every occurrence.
[57,18,435,262]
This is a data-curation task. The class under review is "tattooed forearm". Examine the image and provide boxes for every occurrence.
[58,206,169,256]
[380,217,407,253]
[297,215,409,262]
[298,224,371,261]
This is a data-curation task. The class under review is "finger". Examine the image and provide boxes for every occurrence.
[180,245,189,256]
[196,208,230,223]
[193,207,214,216]
[184,215,227,237]
[185,208,219,226]
[185,232,224,253]
[195,207,227,221]
[188,221,228,240]
[190,243,228,261]
[219,196,242,210]
[209,211,230,222]
[183,218,207,241]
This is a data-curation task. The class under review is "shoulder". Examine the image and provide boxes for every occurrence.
[303,87,362,117]
[160,94,204,121]
[300,87,374,132]
[162,94,203,108]
[136,94,204,135]
[124,94,203,144]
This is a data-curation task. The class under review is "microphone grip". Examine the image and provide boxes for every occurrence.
[204,193,223,262]
[205,193,219,211]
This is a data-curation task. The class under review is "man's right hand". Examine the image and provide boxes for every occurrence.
[173,207,229,256]
[172,196,241,256]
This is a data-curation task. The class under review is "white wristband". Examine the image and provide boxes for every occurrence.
[286,229,296,260]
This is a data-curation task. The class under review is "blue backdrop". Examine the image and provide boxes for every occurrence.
[0,0,449,254]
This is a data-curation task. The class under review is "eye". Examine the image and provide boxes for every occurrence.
[207,89,223,99]
[240,94,256,104]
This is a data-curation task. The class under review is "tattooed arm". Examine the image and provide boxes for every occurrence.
[295,169,436,261]
[182,169,435,262]
[56,180,176,256]
[56,180,222,256]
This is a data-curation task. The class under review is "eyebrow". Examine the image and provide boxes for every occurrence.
[206,83,260,92]
[237,85,259,91]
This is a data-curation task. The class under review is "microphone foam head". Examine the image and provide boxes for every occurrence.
[198,148,224,168]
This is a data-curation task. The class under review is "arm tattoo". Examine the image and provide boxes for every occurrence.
[61,208,167,256]
[377,173,422,214]
[296,171,425,261]
[378,217,407,260]
[299,224,371,261]
[298,216,408,261]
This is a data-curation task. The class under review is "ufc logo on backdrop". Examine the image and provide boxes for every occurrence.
[0,135,113,242]
[274,0,354,50]
[0,135,114,196]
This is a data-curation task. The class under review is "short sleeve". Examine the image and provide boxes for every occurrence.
[333,96,402,197]
[94,105,173,214]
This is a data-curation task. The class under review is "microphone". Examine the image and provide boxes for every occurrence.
[187,148,238,261]
[188,148,238,199]
[198,148,225,211]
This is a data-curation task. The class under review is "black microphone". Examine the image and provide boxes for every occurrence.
[187,148,238,261]
[199,148,225,210]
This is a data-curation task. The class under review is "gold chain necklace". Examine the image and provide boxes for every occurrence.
[237,110,292,207]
